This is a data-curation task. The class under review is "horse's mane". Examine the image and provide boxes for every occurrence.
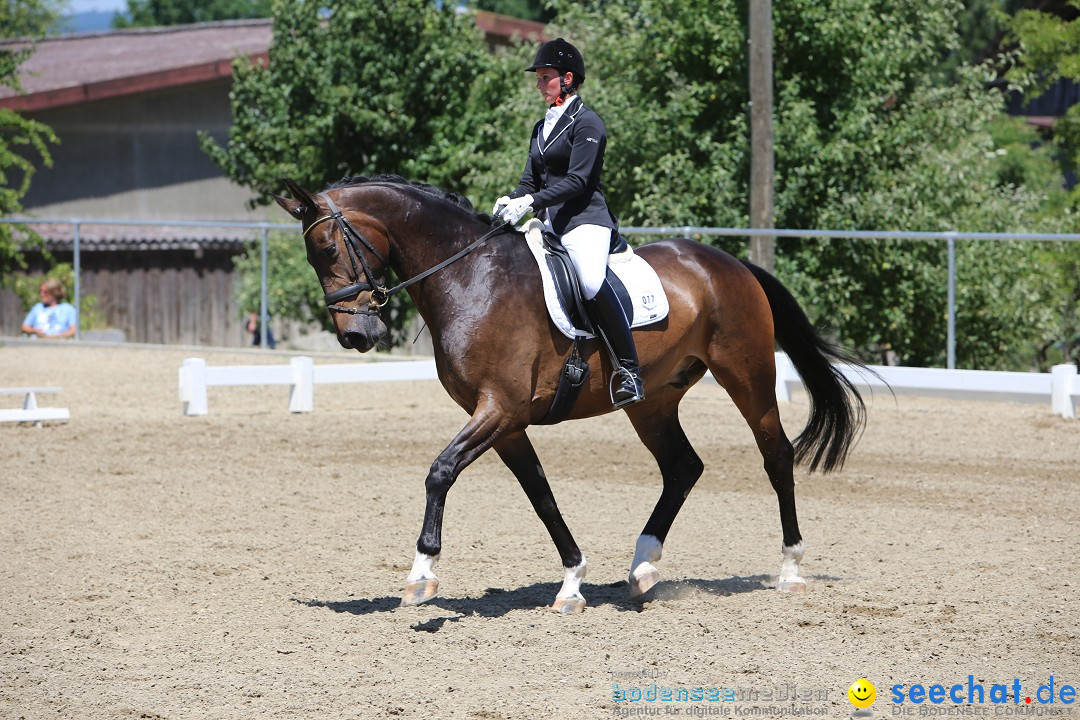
[328,174,491,223]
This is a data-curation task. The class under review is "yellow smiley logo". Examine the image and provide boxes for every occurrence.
[848,678,876,709]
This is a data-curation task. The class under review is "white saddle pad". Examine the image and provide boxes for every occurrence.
[521,219,670,340]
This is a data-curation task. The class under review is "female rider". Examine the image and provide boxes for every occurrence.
[493,38,643,409]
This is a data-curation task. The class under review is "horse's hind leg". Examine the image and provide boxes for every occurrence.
[711,356,805,592]
[624,399,704,597]
[494,430,587,614]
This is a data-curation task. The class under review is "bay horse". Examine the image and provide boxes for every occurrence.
[274,175,868,613]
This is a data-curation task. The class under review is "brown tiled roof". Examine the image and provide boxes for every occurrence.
[0,20,272,112]
[0,14,545,113]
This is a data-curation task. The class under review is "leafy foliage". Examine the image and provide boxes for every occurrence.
[112,0,273,27]
[0,0,60,281]
[200,0,494,201]
[202,0,501,341]
[1005,0,1080,197]
[231,230,326,329]
[1003,0,1080,362]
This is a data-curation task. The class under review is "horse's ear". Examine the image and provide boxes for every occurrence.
[275,177,320,220]
[285,178,319,207]
[273,192,305,220]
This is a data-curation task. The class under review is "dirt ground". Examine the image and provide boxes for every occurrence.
[1,341,1077,720]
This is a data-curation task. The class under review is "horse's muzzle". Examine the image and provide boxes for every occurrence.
[339,315,387,352]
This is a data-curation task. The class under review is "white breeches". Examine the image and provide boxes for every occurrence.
[548,222,611,300]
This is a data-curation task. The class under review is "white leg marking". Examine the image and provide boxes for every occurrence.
[551,557,588,613]
[401,550,442,606]
[406,550,439,584]
[777,542,806,592]
[556,557,588,600]
[628,534,663,597]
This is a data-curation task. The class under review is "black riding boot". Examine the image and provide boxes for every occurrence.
[585,282,644,409]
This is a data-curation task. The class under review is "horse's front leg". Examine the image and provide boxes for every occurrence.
[401,401,509,606]
[494,430,587,614]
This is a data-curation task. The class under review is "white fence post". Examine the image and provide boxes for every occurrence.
[1050,363,1077,419]
[774,351,795,403]
[179,358,208,416]
[288,356,314,413]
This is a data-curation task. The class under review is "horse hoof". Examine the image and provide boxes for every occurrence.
[551,596,586,615]
[400,578,439,606]
[629,564,660,598]
[776,578,807,593]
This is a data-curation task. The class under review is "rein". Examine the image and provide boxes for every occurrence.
[304,192,510,315]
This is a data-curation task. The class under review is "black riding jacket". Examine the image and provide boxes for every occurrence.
[511,97,619,236]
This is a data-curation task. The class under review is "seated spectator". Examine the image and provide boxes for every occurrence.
[21,278,78,339]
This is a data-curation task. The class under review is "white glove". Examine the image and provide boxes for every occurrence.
[499,194,534,224]
[492,196,512,217]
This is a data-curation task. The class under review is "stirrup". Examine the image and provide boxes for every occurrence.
[609,366,644,409]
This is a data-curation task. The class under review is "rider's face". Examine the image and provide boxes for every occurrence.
[535,69,566,105]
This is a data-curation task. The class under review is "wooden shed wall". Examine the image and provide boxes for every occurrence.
[1,248,248,347]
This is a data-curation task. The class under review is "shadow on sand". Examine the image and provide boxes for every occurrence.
[296,575,771,630]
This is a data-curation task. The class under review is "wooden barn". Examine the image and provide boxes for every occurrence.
[0,223,256,346]
[0,14,543,346]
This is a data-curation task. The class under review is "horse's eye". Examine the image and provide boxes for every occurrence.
[322,244,338,260]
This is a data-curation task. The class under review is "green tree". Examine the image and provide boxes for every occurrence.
[232,230,325,331]
[0,0,60,280]
[539,0,1063,369]
[204,0,496,338]
[1004,0,1080,362]
[201,0,494,201]
[935,0,1031,79]
[1005,0,1080,202]
[112,0,272,28]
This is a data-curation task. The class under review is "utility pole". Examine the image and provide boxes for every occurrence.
[749,0,775,273]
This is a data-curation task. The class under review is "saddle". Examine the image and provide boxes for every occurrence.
[541,230,633,335]
[522,219,667,341]
[521,220,669,424]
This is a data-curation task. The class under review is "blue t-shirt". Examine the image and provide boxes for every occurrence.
[23,302,78,336]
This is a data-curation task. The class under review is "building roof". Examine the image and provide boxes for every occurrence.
[0,13,545,114]
[13,221,287,253]
[0,20,273,112]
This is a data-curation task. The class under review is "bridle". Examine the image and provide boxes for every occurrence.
[303,192,510,316]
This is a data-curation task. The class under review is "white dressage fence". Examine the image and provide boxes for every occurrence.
[774,354,1078,418]
[178,354,1079,419]
[0,386,70,424]
[178,356,438,416]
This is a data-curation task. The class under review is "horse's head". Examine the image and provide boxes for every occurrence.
[273,178,390,352]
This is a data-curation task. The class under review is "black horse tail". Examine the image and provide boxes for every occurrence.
[740,259,870,474]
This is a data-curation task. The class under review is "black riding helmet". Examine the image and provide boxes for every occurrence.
[525,38,585,90]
